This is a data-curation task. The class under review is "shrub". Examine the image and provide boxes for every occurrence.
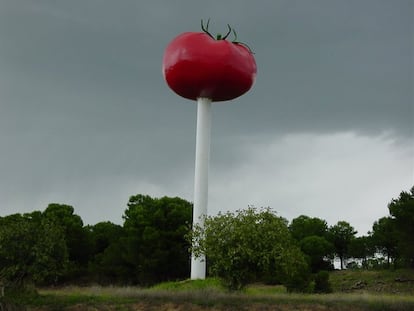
[313,270,332,293]
[191,207,311,291]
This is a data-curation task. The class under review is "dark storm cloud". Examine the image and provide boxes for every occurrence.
[1,0,412,136]
[0,0,198,183]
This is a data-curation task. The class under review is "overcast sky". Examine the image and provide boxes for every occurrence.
[1,0,413,235]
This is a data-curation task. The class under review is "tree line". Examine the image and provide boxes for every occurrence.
[0,187,413,293]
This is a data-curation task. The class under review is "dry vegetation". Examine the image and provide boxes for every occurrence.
[2,270,414,311]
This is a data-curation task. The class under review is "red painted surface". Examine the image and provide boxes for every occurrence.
[163,32,257,102]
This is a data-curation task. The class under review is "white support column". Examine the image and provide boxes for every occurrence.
[191,97,212,280]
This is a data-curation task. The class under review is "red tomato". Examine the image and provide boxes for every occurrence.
[162,30,257,102]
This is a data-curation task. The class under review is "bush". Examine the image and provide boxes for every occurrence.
[191,207,311,291]
[313,270,332,293]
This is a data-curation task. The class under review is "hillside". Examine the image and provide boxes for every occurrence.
[330,269,414,294]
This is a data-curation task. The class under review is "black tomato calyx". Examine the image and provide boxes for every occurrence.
[200,19,254,54]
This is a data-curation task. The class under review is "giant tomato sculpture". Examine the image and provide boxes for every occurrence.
[162,20,257,102]
[162,21,257,280]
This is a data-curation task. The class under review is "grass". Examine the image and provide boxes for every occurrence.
[329,268,414,294]
[244,283,287,296]
[32,286,414,310]
[150,277,225,291]
[4,270,414,310]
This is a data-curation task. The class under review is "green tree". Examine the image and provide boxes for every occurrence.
[289,216,333,272]
[122,194,192,285]
[87,221,126,284]
[0,213,68,291]
[96,241,132,284]
[371,217,399,268]
[388,187,414,267]
[289,215,329,241]
[348,236,375,269]
[43,204,93,280]
[88,221,124,255]
[313,270,332,293]
[300,235,334,272]
[191,207,310,291]
[328,221,357,270]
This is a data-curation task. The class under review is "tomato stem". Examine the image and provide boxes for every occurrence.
[200,19,254,54]
[222,24,232,40]
[233,41,255,54]
[201,19,214,39]
[232,29,238,41]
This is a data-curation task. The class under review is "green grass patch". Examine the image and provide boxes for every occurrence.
[150,277,225,292]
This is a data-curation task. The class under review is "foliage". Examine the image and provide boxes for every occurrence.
[328,221,357,270]
[300,235,334,272]
[0,196,192,288]
[87,221,127,284]
[289,216,333,273]
[0,213,68,290]
[273,246,312,293]
[348,236,375,269]
[388,186,414,267]
[88,221,124,255]
[42,204,93,283]
[122,194,193,285]
[370,217,399,268]
[313,270,332,293]
[43,204,93,268]
[289,215,329,241]
[191,207,311,291]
